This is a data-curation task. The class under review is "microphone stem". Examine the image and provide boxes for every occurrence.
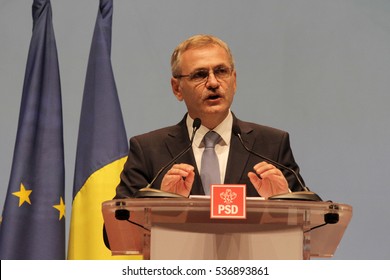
[237,133,309,192]
[145,124,199,189]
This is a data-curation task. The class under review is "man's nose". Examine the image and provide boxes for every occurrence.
[205,71,219,89]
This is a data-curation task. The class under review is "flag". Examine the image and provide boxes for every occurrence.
[0,0,65,260]
[67,0,137,259]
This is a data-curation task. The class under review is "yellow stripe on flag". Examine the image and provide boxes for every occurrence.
[68,157,142,260]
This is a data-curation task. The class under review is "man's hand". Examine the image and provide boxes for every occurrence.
[248,161,289,199]
[161,163,195,197]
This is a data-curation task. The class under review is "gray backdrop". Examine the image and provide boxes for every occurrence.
[1,0,389,259]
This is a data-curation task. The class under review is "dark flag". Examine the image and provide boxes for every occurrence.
[67,0,135,259]
[0,0,65,259]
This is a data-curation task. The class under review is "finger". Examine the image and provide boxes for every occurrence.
[171,163,194,172]
[184,170,195,189]
[252,161,268,169]
[258,168,283,179]
[163,173,184,185]
[248,171,262,187]
[253,163,280,177]
[167,166,193,177]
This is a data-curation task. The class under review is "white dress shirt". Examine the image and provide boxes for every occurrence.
[186,111,233,183]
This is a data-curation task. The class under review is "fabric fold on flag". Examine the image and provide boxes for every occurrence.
[0,0,65,260]
[67,0,138,260]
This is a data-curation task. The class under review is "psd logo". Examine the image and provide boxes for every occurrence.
[210,184,246,219]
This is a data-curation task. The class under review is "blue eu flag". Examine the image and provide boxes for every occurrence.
[0,0,65,259]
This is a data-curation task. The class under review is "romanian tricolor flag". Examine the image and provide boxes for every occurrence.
[67,0,136,259]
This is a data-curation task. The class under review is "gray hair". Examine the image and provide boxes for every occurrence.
[171,34,235,77]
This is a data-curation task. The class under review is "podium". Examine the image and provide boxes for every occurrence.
[102,197,352,260]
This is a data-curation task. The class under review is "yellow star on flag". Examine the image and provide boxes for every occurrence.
[53,197,66,220]
[12,183,32,207]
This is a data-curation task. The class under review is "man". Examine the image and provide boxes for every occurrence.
[115,34,305,199]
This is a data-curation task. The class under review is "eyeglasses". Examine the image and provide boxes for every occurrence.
[174,66,233,83]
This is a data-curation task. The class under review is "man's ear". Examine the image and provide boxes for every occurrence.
[171,77,183,101]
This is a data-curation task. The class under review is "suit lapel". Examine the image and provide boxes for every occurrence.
[224,117,255,184]
[164,116,205,195]
[163,115,258,194]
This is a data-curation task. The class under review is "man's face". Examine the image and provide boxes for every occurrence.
[171,45,237,129]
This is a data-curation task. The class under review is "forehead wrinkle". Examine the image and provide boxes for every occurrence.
[180,46,230,73]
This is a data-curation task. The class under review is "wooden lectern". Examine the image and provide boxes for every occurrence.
[102,197,352,260]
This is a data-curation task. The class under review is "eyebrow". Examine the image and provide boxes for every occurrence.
[191,64,229,72]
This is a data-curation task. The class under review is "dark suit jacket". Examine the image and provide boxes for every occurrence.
[115,114,305,198]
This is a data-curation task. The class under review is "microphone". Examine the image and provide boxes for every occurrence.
[133,118,202,198]
[232,124,322,201]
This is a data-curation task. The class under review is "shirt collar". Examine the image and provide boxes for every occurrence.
[186,111,233,148]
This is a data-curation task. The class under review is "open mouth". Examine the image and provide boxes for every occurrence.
[206,94,221,100]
